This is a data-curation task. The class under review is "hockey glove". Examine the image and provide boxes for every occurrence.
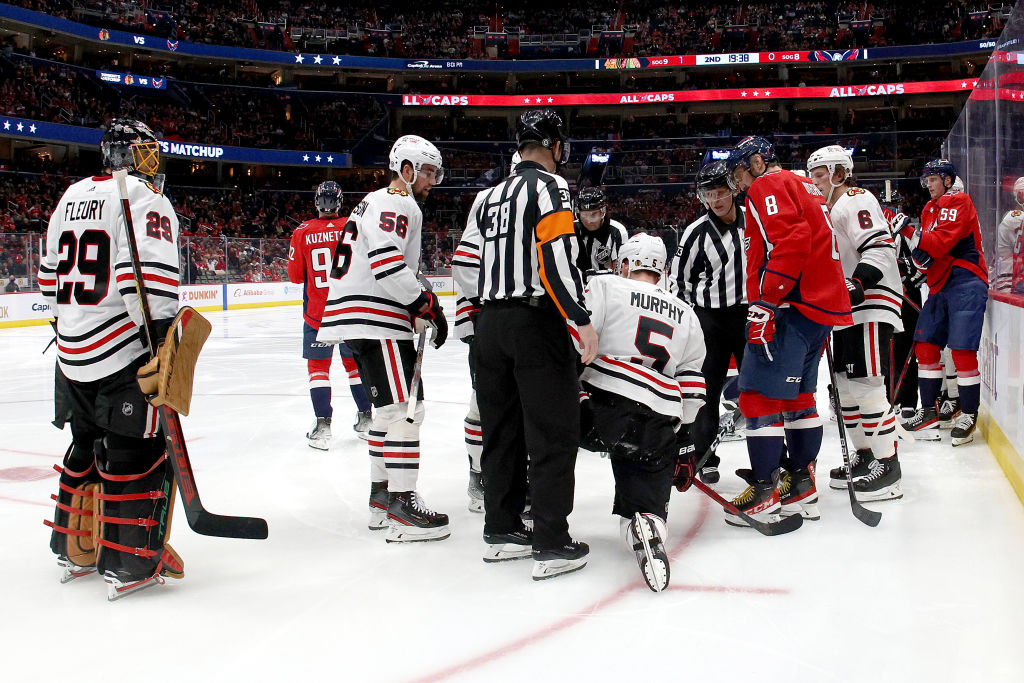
[889,212,911,238]
[745,301,778,362]
[673,426,697,492]
[409,291,448,348]
[845,278,865,306]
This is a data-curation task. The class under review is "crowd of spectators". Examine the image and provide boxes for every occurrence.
[13,0,1006,60]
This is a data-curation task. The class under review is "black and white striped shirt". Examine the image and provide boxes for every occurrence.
[669,205,747,309]
[575,217,629,272]
[454,160,590,326]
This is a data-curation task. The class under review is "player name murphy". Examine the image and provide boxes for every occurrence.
[629,291,687,323]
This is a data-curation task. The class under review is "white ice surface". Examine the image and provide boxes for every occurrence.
[3,302,1024,683]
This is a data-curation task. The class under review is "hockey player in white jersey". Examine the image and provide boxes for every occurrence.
[580,233,706,591]
[317,134,450,542]
[808,145,903,501]
[39,118,184,598]
[994,176,1024,293]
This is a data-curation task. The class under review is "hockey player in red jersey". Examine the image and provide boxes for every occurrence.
[895,159,988,445]
[287,181,372,449]
[725,136,852,527]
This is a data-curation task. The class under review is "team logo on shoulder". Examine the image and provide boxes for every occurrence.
[846,188,866,196]
[387,188,409,196]
[1013,210,1023,217]
[121,402,134,416]
[144,181,163,195]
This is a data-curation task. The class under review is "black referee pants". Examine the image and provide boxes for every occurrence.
[473,300,580,552]
[692,304,748,465]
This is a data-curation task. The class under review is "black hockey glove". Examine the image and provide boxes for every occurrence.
[409,291,448,348]
[673,426,697,492]
[845,278,865,306]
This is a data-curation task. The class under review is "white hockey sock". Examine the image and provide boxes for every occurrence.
[465,391,482,471]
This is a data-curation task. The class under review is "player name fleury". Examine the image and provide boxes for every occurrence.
[629,290,689,323]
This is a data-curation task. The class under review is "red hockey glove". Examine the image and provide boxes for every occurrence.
[746,301,778,362]
[409,291,448,348]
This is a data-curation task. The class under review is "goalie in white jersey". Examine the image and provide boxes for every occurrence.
[38,118,184,597]
[317,134,451,542]
[808,145,904,502]
[580,233,706,592]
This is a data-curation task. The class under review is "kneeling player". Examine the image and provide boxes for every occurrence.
[580,234,706,591]
[807,145,903,501]
[40,118,184,599]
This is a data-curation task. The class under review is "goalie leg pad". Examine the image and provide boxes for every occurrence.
[95,434,182,582]
[45,440,102,574]
[136,306,211,416]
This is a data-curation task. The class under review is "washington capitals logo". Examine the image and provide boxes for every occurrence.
[167,40,178,51]
[811,49,860,62]
[153,78,163,88]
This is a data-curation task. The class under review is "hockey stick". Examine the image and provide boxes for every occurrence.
[113,169,268,540]
[406,327,428,423]
[824,339,882,527]
[691,474,803,536]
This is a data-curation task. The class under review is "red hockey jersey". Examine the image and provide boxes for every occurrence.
[743,169,852,326]
[917,190,988,293]
[287,216,350,328]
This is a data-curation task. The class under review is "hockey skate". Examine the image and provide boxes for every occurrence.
[829,448,875,490]
[853,456,903,501]
[951,412,978,446]
[532,540,589,580]
[368,481,389,530]
[467,469,484,513]
[482,527,533,562]
[725,469,782,527]
[57,557,97,584]
[353,410,372,440]
[306,416,332,450]
[386,491,450,543]
[103,569,164,601]
[938,394,961,429]
[720,402,745,442]
[626,513,670,592]
[902,406,941,441]
[778,463,819,521]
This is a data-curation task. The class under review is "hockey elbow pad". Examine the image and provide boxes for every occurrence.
[851,262,884,291]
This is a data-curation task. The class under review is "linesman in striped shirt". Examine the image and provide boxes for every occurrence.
[456,110,598,580]
[668,160,747,484]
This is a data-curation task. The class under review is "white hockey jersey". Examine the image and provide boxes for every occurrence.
[38,174,179,382]
[317,186,423,342]
[829,187,903,331]
[452,188,487,341]
[581,274,706,421]
[994,208,1024,292]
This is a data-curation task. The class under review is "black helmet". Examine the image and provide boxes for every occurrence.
[577,187,606,212]
[696,160,732,204]
[315,180,343,214]
[101,118,160,177]
[516,109,570,165]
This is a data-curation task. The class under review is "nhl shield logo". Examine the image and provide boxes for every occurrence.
[122,401,134,416]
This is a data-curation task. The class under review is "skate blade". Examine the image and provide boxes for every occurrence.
[368,508,388,530]
[532,559,587,580]
[781,504,820,521]
[483,545,533,562]
[467,498,484,513]
[307,439,330,451]
[911,430,941,442]
[632,514,669,592]
[724,510,782,528]
[105,574,165,601]
[951,436,976,447]
[58,565,97,584]
[385,525,451,543]
[854,484,903,502]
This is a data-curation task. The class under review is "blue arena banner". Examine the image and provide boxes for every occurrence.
[0,3,999,74]
[0,116,350,167]
[95,70,168,89]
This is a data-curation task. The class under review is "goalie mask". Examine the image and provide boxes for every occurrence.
[389,135,444,194]
[101,118,161,178]
[618,233,667,276]
[315,180,343,214]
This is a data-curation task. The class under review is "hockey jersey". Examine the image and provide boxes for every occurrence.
[829,187,903,331]
[743,169,852,326]
[575,217,628,272]
[38,174,180,382]
[452,188,488,341]
[916,190,988,293]
[287,216,350,328]
[582,274,706,421]
[317,187,423,342]
[995,208,1024,293]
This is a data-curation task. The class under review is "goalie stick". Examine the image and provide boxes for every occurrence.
[824,339,882,527]
[114,169,268,540]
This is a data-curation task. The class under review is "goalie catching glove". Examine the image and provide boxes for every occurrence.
[408,290,448,348]
[136,306,212,415]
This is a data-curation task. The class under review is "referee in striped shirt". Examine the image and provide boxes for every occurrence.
[669,160,747,483]
[461,109,597,579]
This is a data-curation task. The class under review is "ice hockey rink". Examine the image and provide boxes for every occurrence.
[3,301,1024,683]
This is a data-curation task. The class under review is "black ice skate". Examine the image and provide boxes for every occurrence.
[353,410,372,440]
[779,463,820,520]
[725,469,782,527]
[902,406,941,441]
[951,412,979,446]
[483,527,533,562]
[852,456,903,501]
[829,448,875,490]
[368,480,389,530]
[306,416,332,450]
[532,539,589,580]
[627,513,670,592]
[467,469,484,513]
[386,491,450,543]
[938,394,961,429]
